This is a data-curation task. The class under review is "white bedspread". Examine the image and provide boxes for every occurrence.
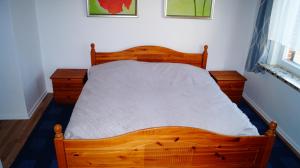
[65,60,258,139]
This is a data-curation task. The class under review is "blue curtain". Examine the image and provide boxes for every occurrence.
[245,0,274,72]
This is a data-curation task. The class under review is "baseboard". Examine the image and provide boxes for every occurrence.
[243,93,300,158]
[28,90,47,118]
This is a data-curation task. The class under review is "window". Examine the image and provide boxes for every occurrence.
[268,0,300,76]
[286,50,300,65]
[274,48,300,76]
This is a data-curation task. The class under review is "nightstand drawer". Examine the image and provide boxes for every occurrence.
[228,96,242,103]
[54,95,79,104]
[217,81,245,90]
[52,78,84,84]
[222,90,243,96]
[54,91,81,97]
[52,82,84,90]
[54,91,81,104]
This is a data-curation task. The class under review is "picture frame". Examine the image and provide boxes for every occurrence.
[87,0,138,17]
[165,0,215,19]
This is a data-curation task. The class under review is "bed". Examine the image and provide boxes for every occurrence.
[54,43,277,168]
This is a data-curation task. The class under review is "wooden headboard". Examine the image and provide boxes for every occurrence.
[90,43,208,69]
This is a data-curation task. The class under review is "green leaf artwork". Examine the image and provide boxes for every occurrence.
[87,0,137,16]
[166,0,213,17]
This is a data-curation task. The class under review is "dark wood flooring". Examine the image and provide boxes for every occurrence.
[0,94,52,168]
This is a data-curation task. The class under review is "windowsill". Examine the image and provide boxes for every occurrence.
[260,64,300,92]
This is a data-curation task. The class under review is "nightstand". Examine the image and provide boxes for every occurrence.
[209,71,247,104]
[50,69,87,104]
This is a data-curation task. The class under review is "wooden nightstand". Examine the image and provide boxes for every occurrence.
[50,69,87,104]
[209,71,247,104]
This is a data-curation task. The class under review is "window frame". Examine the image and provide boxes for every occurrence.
[271,47,300,76]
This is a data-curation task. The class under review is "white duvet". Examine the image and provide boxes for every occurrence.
[65,60,258,139]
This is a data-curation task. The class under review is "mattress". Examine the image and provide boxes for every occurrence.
[65,60,258,139]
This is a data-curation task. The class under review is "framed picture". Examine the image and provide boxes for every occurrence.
[87,0,138,17]
[165,0,214,19]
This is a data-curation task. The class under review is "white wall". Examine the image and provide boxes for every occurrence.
[0,0,46,119]
[10,0,46,116]
[36,0,258,91]
[0,0,28,119]
[242,0,300,154]
[244,72,300,154]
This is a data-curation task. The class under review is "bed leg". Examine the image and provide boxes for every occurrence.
[260,121,277,168]
[54,124,67,168]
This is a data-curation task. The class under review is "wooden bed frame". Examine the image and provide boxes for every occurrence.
[54,43,277,168]
[90,43,208,69]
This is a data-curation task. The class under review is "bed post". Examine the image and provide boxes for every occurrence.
[202,45,208,69]
[91,43,96,66]
[54,124,67,168]
[259,121,277,168]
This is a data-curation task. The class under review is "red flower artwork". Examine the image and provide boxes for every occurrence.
[98,0,132,14]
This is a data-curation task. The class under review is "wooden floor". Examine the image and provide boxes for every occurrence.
[0,94,52,168]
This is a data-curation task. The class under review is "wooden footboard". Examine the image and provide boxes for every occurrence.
[54,122,277,168]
